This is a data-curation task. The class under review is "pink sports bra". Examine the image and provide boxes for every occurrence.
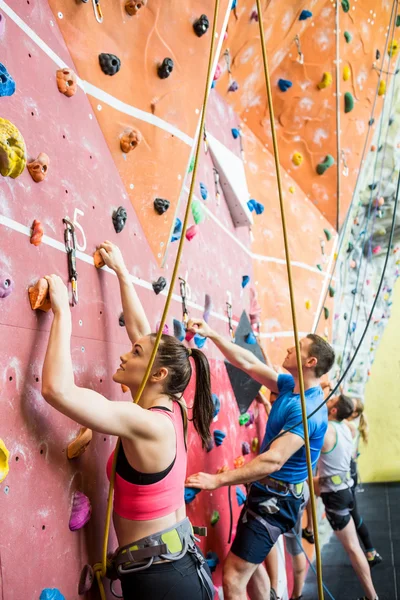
[106,403,187,521]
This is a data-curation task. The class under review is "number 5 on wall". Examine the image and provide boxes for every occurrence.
[73,208,87,253]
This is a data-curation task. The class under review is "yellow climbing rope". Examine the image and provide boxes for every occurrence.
[93,1,221,597]
[255,2,325,599]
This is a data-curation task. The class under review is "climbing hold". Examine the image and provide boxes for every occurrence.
[344,92,354,113]
[242,275,250,288]
[69,491,92,531]
[120,128,142,153]
[376,49,381,60]
[344,31,352,43]
[0,117,26,178]
[343,65,351,81]
[39,590,65,600]
[78,564,94,595]
[0,439,9,483]
[299,9,312,21]
[388,40,399,58]
[242,441,250,455]
[67,427,92,459]
[374,196,384,207]
[156,321,169,335]
[99,53,121,76]
[245,332,257,345]
[378,80,386,96]
[341,0,350,12]
[30,220,44,247]
[231,128,241,139]
[317,72,332,89]
[247,199,264,214]
[216,465,229,474]
[185,224,199,241]
[323,307,330,320]
[251,437,259,453]
[328,285,335,298]
[154,197,170,215]
[158,58,174,79]
[27,153,49,183]
[245,411,255,427]
[350,260,356,269]
[323,228,332,241]
[292,152,303,166]
[0,272,13,299]
[234,456,245,469]
[194,333,207,349]
[29,278,51,312]
[56,68,77,97]
[236,486,246,507]
[171,218,182,242]
[316,155,334,175]
[173,319,185,342]
[0,63,15,97]
[206,551,219,573]
[214,430,226,446]
[184,487,201,504]
[125,0,147,16]
[316,264,322,272]
[200,183,208,200]
[212,393,220,418]
[228,80,239,92]
[112,206,127,233]
[193,14,209,37]
[305,299,311,310]
[119,313,125,327]
[238,413,250,426]
[93,249,105,269]
[152,276,167,295]
[213,63,222,82]
[278,78,292,92]
[211,510,220,526]
[373,245,381,254]
[250,9,258,21]
[191,198,206,224]
[289,185,295,194]
[397,15,400,27]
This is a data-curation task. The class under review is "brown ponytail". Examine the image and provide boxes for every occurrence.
[190,348,214,449]
[359,413,369,445]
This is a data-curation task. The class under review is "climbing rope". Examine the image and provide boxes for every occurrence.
[335,0,341,232]
[254,1,324,598]
[291,530,336,600]
[93,1,221,596]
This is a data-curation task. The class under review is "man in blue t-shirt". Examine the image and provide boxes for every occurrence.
[186,318,335,600]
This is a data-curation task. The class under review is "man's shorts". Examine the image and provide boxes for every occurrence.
[321,487,354,531]
[231,483,303,564]
[284,480,310,556]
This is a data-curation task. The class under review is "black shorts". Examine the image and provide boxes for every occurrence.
[231,484,303,564]
[321,488,354,531]
[120,550,211,600]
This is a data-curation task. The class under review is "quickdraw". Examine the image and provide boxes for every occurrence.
[63,218,78,306]
[226,292,235,341]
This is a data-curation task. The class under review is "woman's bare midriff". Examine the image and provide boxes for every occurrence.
[113,504,187,548]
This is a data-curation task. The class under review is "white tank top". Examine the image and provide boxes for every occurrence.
[319,421,354,493]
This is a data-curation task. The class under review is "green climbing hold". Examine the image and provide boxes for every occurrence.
[191,198,205,224]
[239,413,250,426]
[189,156,195,173]
[341,0,350,12]
[316,264,322,271]
[329,285,335,298]
[344,92,354,113]
[323,228,332,241]
[316,155,334,175]
[323,306,330,320]
[344,31,352,43]
[211,510,220,526]
[396,15,400,27]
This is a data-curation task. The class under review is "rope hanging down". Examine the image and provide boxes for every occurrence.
[92,1,221,597]
[254,1,325,598]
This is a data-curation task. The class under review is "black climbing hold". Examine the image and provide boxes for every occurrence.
[154,197,170,215]
[368,118,375,126]
[389,116,394,126]
[351,288,357,295]
[347,242,354,253]
[378,145,383,152]
[158,58,174,79]
[112,206,127,233]
[344,313,348,320]
[396,15,400,27]
[193,14,209,37]
[152,276,167,295]
[119,313,125,327]
[376,49,381,60]
[368,182,378,191]
[99,53,121,76]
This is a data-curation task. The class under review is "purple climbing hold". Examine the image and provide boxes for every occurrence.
[278,78,292,92]
[0,274,13,299]
[245,410,255,427]
[0,63,15,97]
[204,293,212,322]
[228,80,239,92]
[242,441,251,455]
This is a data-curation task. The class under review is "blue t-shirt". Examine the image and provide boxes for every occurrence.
[260,374,328,484]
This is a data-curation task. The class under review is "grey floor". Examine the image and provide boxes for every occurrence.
[303,482,399,600]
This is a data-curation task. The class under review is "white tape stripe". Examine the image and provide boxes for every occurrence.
[312,235,339,333]
[0,1,194,145]
[259,331,308,339]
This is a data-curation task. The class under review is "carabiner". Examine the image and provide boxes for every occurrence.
[63,218,78,306]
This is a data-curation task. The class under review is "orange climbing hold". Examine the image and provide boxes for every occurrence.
[234,456,245,469]
[30,220,44,246]
[216,465,229,474]
[93,249,105,269]
[67,427,93,459]
[28,278,51,312]
[27,153,49,183]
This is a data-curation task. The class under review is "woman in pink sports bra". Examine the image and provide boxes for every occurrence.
[41,241,214,599]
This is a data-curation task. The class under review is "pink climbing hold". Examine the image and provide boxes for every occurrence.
[156,321,169,335]
[69,491,92,531]
[374,197,384,207]
[186,224,199,241]
[350,260,356,269]
[373,246,381,254]
[213,63,222,81]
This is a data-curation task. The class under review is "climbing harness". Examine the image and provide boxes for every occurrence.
[257,476,304,497]
[62,218,78,306]
[92,1,221,598]
[92,0,103,23]
[319,471,351,489]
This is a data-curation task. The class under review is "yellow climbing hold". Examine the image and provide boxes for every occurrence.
[0,118,26,179]
[0,439,10,483]
[292,152,303,166]
[384,293,389,301]
[289,186,295,194]
[343,65,351,81]
[388,40,399,57]
[305,299,311,310]
[378,80,386,96]
[318,72,332,89]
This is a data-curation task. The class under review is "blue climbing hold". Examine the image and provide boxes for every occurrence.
[231,0,237,8]
[242,275,250,288]
[173,318,185,342]
[213,429,226,446]
[194,333,207,349]
[171,218,182,242]
[184,487,201,504]
[212,393,220,418]
[247,199,265,215]
[206,551,219,572]
[211,80,216,89]
[40,591,65,600]
[236,486,247,506]
[200,183,208,200]
[231,127,241,139]
[0,63,15,97]
[278,78,292,92]
[299,9,312,20]
[245,332,257,345]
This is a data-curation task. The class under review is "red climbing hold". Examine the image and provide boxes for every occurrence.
[186,224,199,241]
[30,220,44,246]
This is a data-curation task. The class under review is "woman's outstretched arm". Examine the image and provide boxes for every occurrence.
[99,241,151,343]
